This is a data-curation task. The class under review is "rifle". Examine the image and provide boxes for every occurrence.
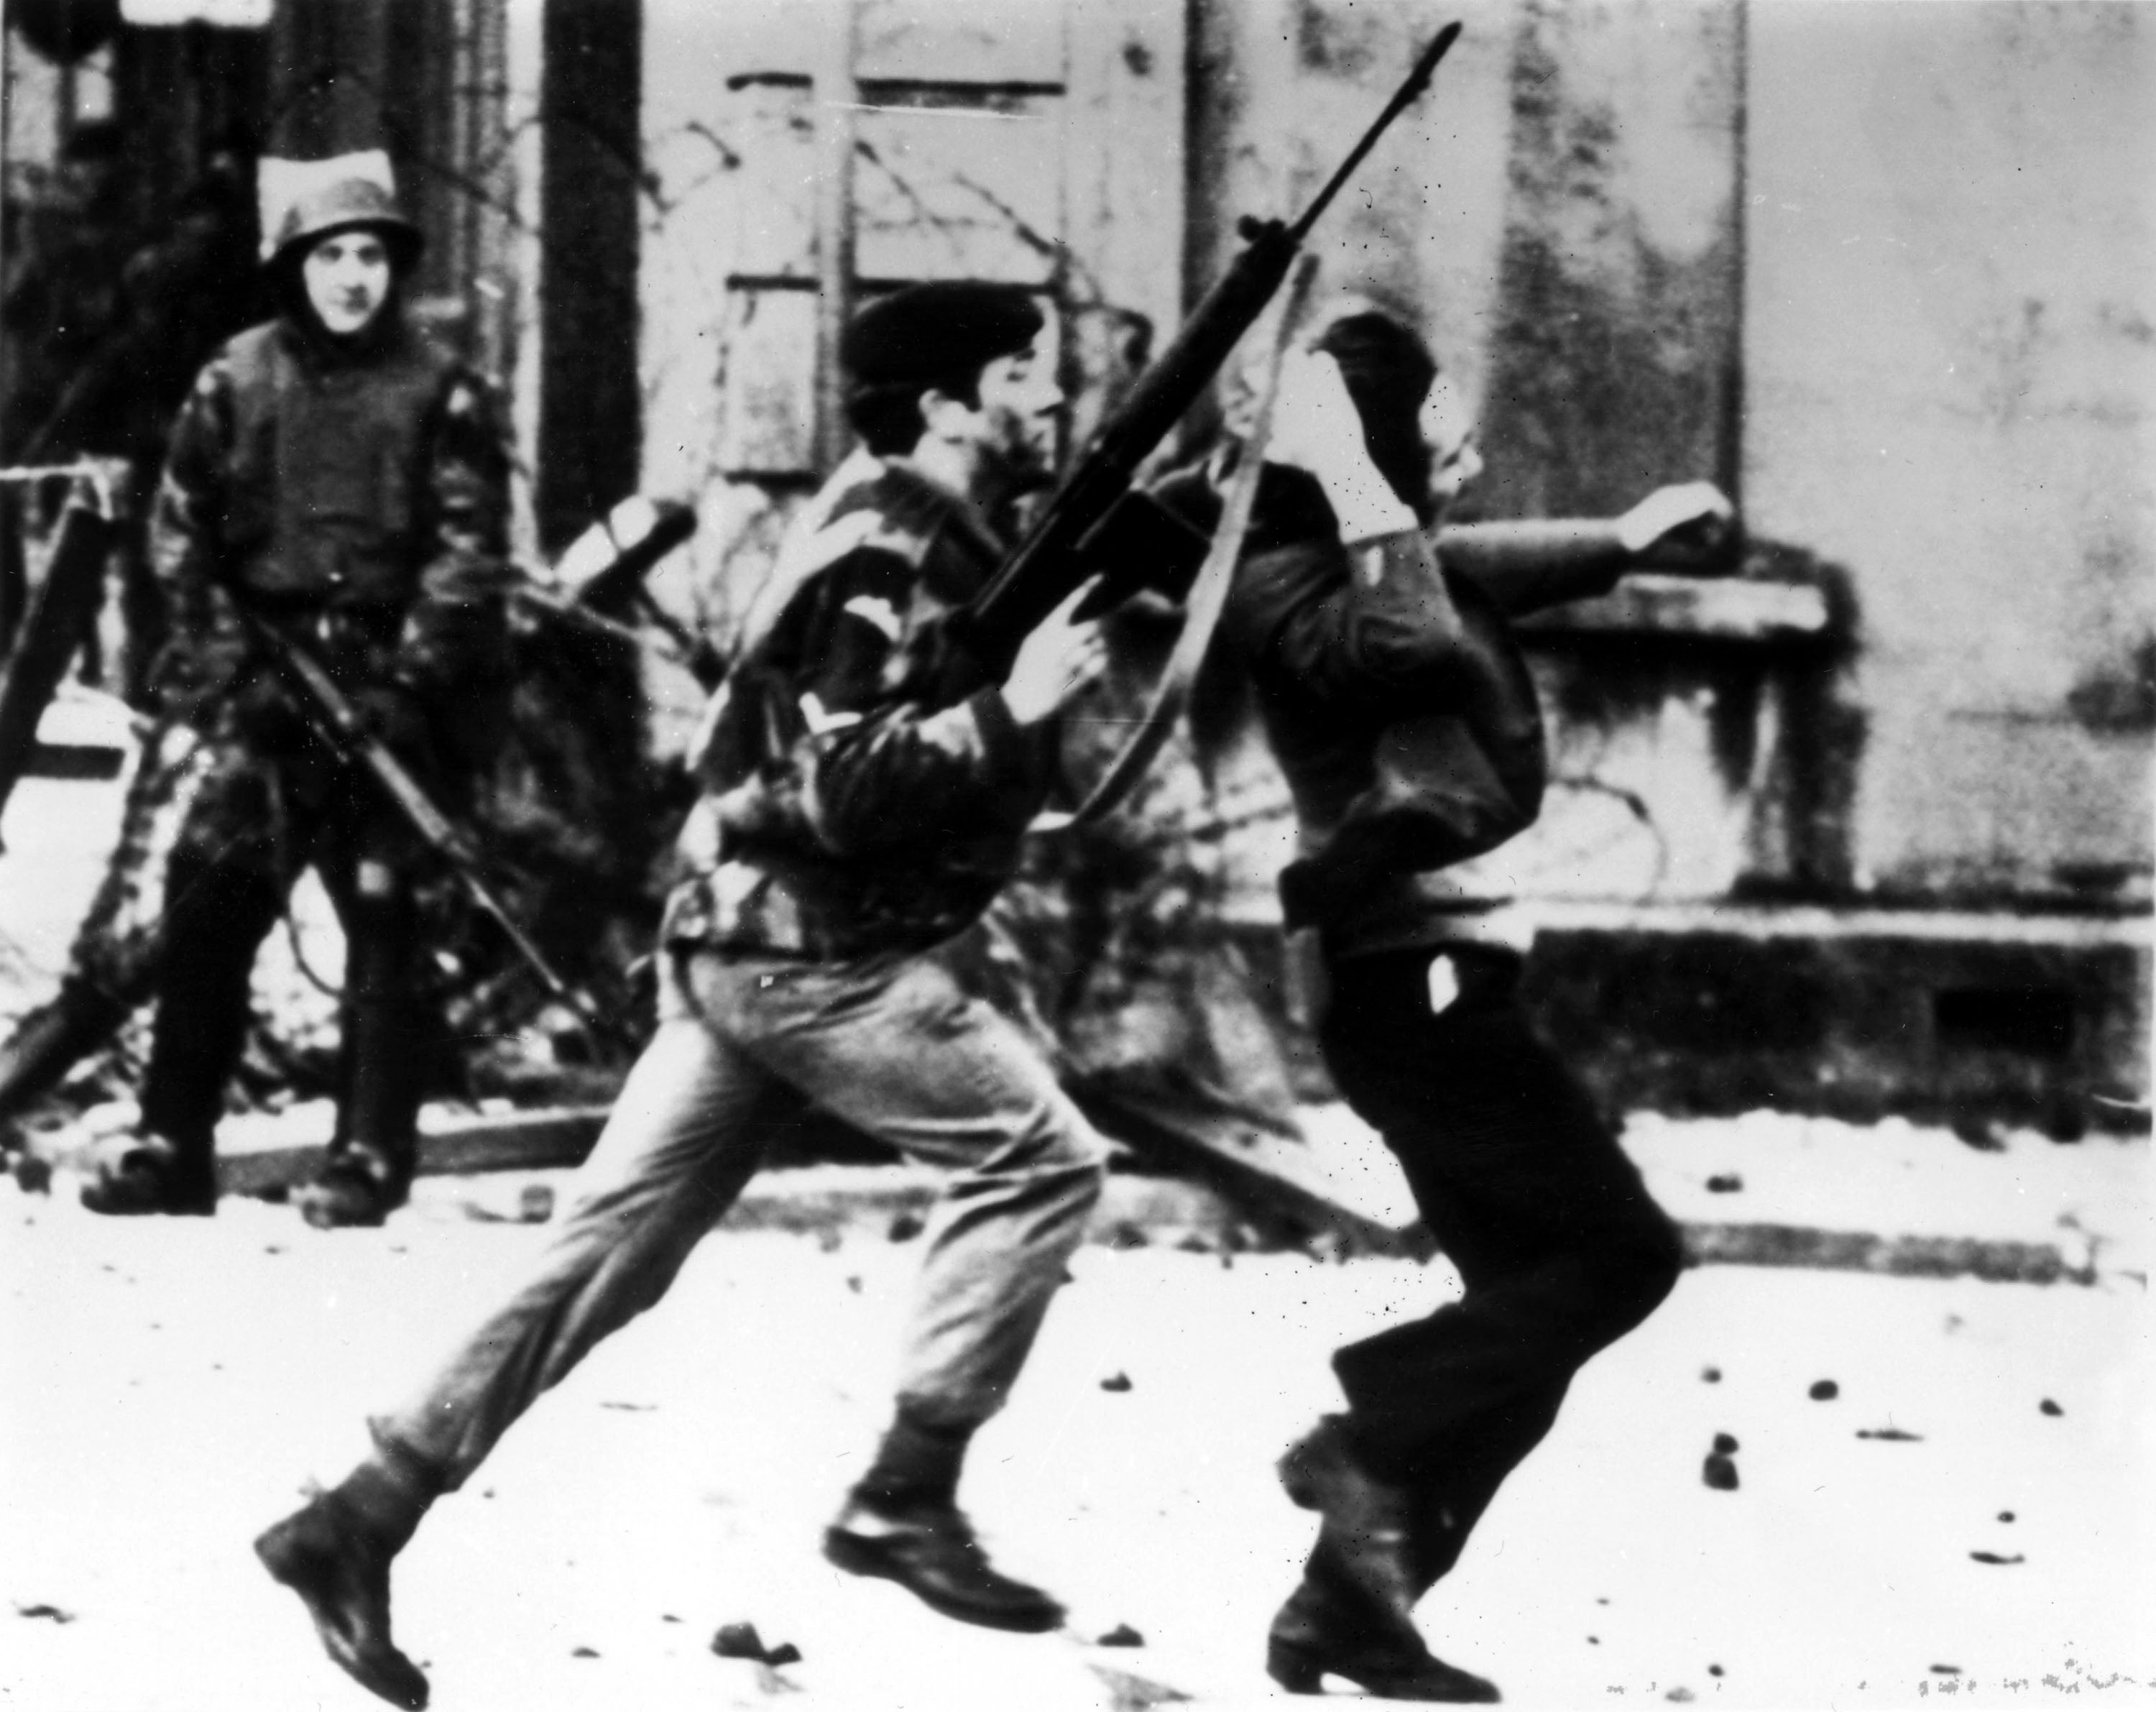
[938,22,1464,691]
[239,609,634,1054]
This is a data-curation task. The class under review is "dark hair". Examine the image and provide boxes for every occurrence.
[845,370,986,456]
[1313,311,1439,518]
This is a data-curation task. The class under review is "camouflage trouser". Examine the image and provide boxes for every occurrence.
[51,704,433,1179]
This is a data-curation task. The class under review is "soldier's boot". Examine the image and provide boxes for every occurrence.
[256,1456,438,1710]
[105,857,281,1218]
[80,1130,217,1216]
[300,861,421,1231]
[823,1408,1064,1633]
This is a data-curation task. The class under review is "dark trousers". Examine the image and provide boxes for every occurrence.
[139,740,430,1186]
[1317,944,1685,1593]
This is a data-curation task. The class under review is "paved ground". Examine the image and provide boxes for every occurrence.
[4,1142,2152,1712]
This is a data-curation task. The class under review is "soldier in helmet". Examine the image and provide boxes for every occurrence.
[77,152,512,1228]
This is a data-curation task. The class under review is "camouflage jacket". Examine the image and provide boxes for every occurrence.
[663,449,1056,962]
[147,313,512,726]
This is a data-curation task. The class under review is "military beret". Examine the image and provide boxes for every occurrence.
[841,282,1045,390]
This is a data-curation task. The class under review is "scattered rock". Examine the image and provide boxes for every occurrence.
[845,1274,862,1293]
[816,1228,842,1254]
[1998,1511,2015,1523]
[1856,1427,1922,1442]
[599,1400,655,1412]
[1808,1379,1839,1401]
[1708,1665,1724,1678]
[1969,1551,2024,1565]
[1713,1433,1739,1455]
[1931,1664,1961,1675]
[571,1646,599,1659]
[1666,1689,1696,1703]
[11,1153,52,1195]
[711,1621,799,1666]
[1096,1623,1146,1647]
[1101,1371,1133,1393]
[1951,1116,2008,1153]
[1705,1174,1743,1194]
[15,1602,75,1624]
[2039,1398,2063,1417]
[1702,1434,1740,1491]
[887,1211,926,1243]
[1700,1366,1721,1384]
[1102,1223,1151,1251]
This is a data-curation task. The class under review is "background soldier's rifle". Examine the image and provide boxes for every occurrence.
[931,22,1464,697]
[0,503,694,1143]
[239,610,635,1056]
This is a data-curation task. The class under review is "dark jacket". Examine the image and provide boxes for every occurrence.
[147,311,512,728]
[1198,464,1548,956]
[663,450,1056,962]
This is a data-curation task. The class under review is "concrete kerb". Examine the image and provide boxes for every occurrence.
[12,1100,2128,1287]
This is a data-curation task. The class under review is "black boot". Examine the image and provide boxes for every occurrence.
[824,1496,1064,1634]
[823,1409,1063,1633]
[80,1132,216,1216]
[254,1485,430,1709]
[296,1149,407,1230]
[1266,1570,1500,1702]
[1278,1414,1420,1620]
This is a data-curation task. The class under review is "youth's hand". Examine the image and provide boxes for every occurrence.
[1265,347,1419,543]
[1616,482,1738,574]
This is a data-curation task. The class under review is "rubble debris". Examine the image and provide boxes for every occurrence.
[1095,1623,1146,1647]
[1998,1511,2016,1522]
[1101,1371,1134,1393]
[1708,1665,1725,1678]
[2039,1398,2063,1417]
[1809,1379,1839,1400]
[1857,1427,1922,1442]
[1701,1366,1722,1383]
[711,1621,800,1666]
[1705,1174,1743,1193]
[887,1210,926,1243]
[15,1602,75,1623]
[1667,1689,1696,1703]
[571,1646,599,1658]
[11,1152,52,1194]
[1703,1433,1739,1491]
[1970,1551,2025,1565]
[1713,1432,1739,1454]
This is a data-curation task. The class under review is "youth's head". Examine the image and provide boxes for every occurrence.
[262,160,422,343]
[842,282,1060,492]
[1311,308,1483,523]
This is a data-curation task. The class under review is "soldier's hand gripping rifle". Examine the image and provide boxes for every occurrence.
[929,22,1465,698]
[239,609,637,1056]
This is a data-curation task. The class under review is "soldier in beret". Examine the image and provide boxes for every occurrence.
[257,280,1115,1707]
[75,153,512,1230]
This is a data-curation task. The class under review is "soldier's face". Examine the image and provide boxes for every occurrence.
[969,336,1064,478]
[303,231,393,336]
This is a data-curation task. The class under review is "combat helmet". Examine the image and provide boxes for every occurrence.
[258,149,423,275]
